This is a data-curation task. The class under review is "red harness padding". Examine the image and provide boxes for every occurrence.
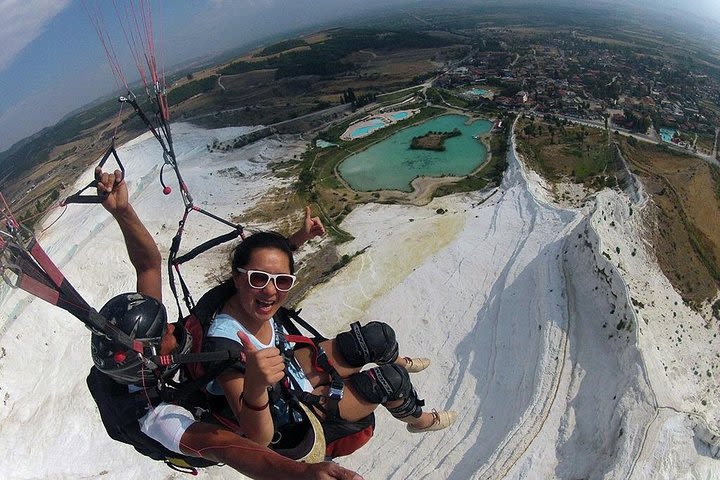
[184,313,206,381]
[284,335,329,372]
[283,334,375,457]
[326,424,375,458]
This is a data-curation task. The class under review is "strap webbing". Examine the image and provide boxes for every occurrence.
[1,233,142,353]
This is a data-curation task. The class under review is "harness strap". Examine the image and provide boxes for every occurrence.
[173,229,244,266]
[153,350,239,367]
[1,233,142,353]
[160,355,239,404]
[284,334,344,400]
[279,308,328,341]
[167,210,244,319]
[273,319,344,423]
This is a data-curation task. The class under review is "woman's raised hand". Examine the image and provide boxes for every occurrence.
[288,206,326,249]
[303,205,326,240]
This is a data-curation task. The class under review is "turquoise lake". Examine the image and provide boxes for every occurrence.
[339,114,492,192]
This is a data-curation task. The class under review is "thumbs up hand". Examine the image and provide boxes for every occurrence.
[237,331,286,393]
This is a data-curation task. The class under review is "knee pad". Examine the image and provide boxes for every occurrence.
[336,321,399,367]
[348,364,424,419]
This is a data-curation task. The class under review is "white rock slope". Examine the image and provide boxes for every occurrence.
[0,122,717,479]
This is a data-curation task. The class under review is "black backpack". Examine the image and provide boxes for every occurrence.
[86,366,217,475]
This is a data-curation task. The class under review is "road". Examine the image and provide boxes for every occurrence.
[525,111,719,166]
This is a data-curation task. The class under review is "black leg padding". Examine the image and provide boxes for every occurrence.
[347,364,424,419]
[336,321,399,367]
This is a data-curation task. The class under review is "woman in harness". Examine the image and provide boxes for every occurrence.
[202,231,457,455]
[89,167,363,480]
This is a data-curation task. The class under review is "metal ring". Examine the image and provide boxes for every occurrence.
[0,263,22,288]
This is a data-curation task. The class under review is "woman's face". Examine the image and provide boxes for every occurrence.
[232,246,292,327]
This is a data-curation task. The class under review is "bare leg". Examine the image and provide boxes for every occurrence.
[395,357,411,368]
[315,338,361,378]
[383,399,436,429]
[309,383,377,423]
[297,352,453,431]
[295,339,422,384]
[293,340,361,387]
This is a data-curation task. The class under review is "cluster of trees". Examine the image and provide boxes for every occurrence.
[410,128,461,151]
[340,88,377,109]
[220,28,458,80]
[14,188,60,227]
[207,128,273,153]
[167,76,217,105]
[619,109,652,133]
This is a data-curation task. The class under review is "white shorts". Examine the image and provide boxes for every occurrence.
[139,402,196,454]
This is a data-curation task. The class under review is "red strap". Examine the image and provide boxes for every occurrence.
[28,239,64,287]
[18,275,60,305]
[285,334,326,373]
[284,334,314,346]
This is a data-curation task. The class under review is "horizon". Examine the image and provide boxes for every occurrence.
[1,0,720,155]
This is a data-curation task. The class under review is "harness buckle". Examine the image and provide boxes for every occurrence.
[329,379,344,399]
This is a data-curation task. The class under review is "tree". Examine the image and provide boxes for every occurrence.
[342,88,356,104]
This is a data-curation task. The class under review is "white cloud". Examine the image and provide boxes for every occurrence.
[0,0,72,72]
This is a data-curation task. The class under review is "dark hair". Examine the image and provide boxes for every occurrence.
[231,231,295,274]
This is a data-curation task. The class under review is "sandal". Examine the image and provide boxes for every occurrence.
[403,356,430,373]
[407,409,457,433]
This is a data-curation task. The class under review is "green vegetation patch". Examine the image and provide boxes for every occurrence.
[220,28,461,80]
[166,76,217,105]
[377,87,423,104]
[295,107,447,239]
[256,39,308,57]
[410,128,461,151]
[433,119,511,198]
[516,116,617,188]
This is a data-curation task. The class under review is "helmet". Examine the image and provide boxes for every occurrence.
[91,292,189,385]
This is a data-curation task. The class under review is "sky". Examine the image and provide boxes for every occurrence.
[1,0,720,153]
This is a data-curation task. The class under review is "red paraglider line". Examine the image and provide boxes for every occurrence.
[82,0,129,92]
[112,0,148,88]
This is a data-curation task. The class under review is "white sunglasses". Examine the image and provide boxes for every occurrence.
[236,268,297,291]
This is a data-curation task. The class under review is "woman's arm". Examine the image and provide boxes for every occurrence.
[218,331,286,446]
[217,371,276,446]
